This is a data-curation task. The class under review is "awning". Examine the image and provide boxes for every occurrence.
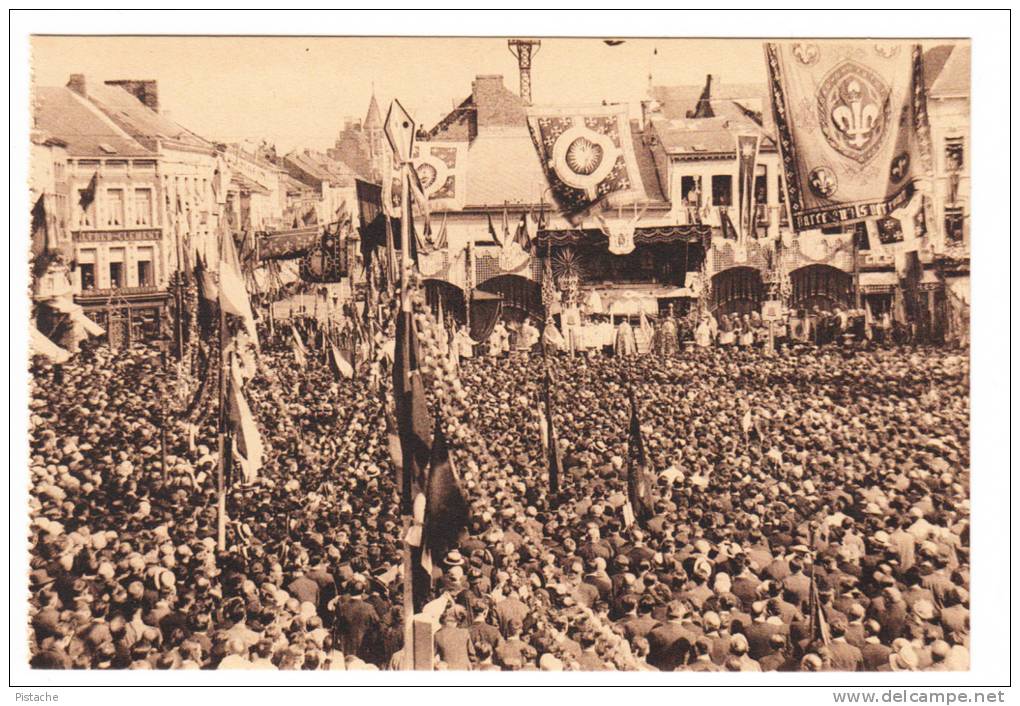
[535,224,711,248]
[859,271,897,291]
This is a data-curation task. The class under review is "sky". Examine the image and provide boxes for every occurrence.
[31,36,767,153]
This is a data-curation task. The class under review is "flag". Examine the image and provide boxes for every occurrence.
[809,572,832,646]
[31,194,51,259]
[735,133,761,242]
[427,212,448,252]
[765,42,932,231]
[412,142,467,211]
[78,171,98,211]
[626,389,655,524]
[527,104,646,220]
[604,39,625,47]
[899,249,923,325]
[852,221,871,251]
[193,254,219,339]
[291,326,308,366]
[30,326,71,364]
[720,208,739,240]
[486,213,502,246]
[227,353,264,483]
[420,416,469,578]
[329,343,354,379]
[514,212,532,252]
[300,224,346,283]
[407,161,431,233]
[219,227,259,346]
[543,369,562,499]
[393,292,432,514]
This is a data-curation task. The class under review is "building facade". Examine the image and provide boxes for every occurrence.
[34,84,170,345]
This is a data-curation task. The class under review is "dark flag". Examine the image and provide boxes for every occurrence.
[604,39,625,47]
[808,569,832,647]
[193,254,219,339]
[720,208,739,240]
[543,369,562,501]
[393,293,431,514]
[514,212,532,252]
[31,194,49,257]
[899,249,923,326]
[78,171,98,211]
[420,416,469,582]
[853,221,871,251]
[486,212,502,246]
[626,389,655,525]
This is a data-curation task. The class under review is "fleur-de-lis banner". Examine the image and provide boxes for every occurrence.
[527,105,645,221]
[765,42,932,232]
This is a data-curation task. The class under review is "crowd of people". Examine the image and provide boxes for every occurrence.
[27,293,970,671]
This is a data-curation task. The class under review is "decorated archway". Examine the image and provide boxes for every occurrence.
[711,266,764,317]
[476,274,544,324]
[789,264,853,313]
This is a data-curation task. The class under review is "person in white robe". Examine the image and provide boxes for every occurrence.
[615,317,637,357]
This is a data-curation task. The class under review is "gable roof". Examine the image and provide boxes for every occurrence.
[34,86,154,158]
[928,44,970,97]
[82,80,214,154]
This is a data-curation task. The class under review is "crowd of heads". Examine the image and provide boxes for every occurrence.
[27,312,969,671]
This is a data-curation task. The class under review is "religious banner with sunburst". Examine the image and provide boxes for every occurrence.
[527,105,645,221]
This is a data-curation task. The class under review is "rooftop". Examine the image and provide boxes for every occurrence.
[73,77,214,154]
[928,44,970,97]
[33,86,154,158]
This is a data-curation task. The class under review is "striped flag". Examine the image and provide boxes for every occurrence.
[291,326,308,367]
[227,353,264,483]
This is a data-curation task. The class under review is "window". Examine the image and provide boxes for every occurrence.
[712,175,732,207]
[106,188,125,226]
[109,247,125,288]
[754,173,768,205]
[680,176,702,206]
[944,207,965,244]
[53,161,66,181]
[136,246,154,286]
[78,249,97,291]
[134,188,153,226]
[944,137,964,173]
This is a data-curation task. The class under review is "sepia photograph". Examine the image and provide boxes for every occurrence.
[8,8,1012,699]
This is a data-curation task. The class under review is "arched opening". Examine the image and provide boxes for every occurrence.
[423,278,467,325]
[476,274,544,324]
[789,264,853,313]
[711,266,764,317]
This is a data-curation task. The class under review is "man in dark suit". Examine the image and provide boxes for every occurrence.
[646,601,696,671]
[334,580,380,662]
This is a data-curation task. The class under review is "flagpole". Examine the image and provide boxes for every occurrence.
[399,159,416,669]
[216,219,228,553]
[853,225,863,310]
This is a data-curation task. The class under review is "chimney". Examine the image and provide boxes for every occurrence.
[67,74,86,97]
[687,74,715,119]
[105,79,159,112]
[470,75,526,130]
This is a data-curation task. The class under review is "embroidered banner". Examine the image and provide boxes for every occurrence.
[527,105,645,220]
[765,41,932,231]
